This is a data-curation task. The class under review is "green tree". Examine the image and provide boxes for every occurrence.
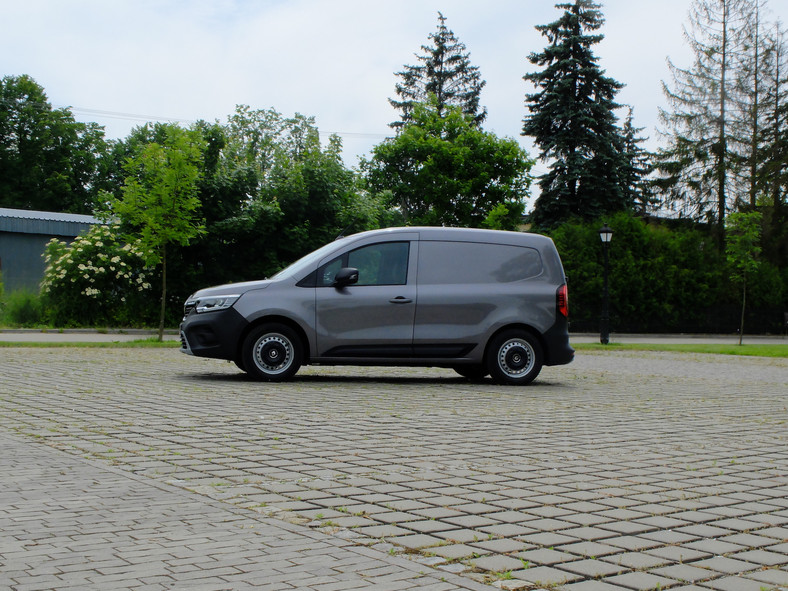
[389,12,486,129]
[523,0,631,227]
[656,0,756,237]
[725,210,762,344]
[759,23,788,266]
[621,107,654,213]
[0,75,107,214]
[212,107,384,280]
[365,100,532,228]
[110,124,205,340]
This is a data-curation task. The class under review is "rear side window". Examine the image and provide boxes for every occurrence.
[419,241,542,284]
[317,241,410,287]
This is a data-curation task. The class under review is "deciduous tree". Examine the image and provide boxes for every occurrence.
[365,100,532,228]
[0,75,107,214]
[110,124,205,340]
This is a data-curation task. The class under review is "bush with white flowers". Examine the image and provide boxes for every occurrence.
[41,224,156,326]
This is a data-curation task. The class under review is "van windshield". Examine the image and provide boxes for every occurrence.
[269,237,351,280]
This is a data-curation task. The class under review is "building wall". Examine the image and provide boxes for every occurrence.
[0,233,60,292]
[0,208,99,293]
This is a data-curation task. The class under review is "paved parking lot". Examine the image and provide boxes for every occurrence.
[1,347,787,590]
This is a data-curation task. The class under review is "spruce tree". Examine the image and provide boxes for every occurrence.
[522,0,631,227]
[389,12,487,129]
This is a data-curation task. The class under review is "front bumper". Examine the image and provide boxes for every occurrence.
[179,307,248,361]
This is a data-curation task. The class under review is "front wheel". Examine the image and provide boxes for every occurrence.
[242,323,302,381]
[485,330,543,386]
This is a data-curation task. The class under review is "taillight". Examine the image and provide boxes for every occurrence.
[557,284,569,317]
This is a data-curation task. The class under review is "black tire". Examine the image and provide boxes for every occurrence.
[453,364,488,381]
[242,323,302,381]
[485,330,543,385]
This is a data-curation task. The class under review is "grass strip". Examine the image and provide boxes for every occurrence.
[574,342,788,358]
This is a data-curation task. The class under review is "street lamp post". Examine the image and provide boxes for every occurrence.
[599,224,613,345]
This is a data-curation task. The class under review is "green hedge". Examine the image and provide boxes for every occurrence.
[547,212,787,334]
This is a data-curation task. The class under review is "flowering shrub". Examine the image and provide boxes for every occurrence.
[41,224,157,326]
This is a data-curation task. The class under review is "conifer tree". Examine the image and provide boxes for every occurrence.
[621,108,654,213]
[389,12,487,129]
[522,0,631,227]
[656,0,754,236]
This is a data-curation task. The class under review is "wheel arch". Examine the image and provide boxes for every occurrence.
[483,323,546,361]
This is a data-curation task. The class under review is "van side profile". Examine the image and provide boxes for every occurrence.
[180,227,573,385]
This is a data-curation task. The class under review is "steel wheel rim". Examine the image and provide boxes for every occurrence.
[253,333,293,375]
[497,338,535,378]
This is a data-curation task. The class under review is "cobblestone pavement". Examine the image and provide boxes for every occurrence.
[1,347,787,591]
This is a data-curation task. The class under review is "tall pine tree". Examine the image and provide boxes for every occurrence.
[522,0,631,227]
[389,12,487,129]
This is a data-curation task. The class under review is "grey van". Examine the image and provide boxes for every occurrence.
[180,227,573,385]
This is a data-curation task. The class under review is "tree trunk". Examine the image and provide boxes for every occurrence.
[158,244,167,343]
[738,280,746,346]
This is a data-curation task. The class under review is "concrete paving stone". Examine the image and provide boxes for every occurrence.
[413,507,464,520]
[386,534,443,550]
[520,517,575,532]
[649,563,712,584]
[478,523,535,538]
[558,541,622,558]
[700,575,779,591]
[603,571,676,590]
[517,532,580,547]
[525,505,574,518]
[468,553,525,573]
[429,544,483,560]
[730,548,787,566]
[515,547,577,566]
[486,510,533,524]
[693,555,761,575]
[510,564,582,585]
[433,528,489,544]
[745,567,788,587]
[562,512,613,527]
[400,519,460,534]
[560,558,627,578]
[559,581,631,590]
[602,551,668,570]
[767,541,788,553]
[444,514,499,528]
[597,521,656,535]
[469,538,529,554]
[720,531,780,547]
[374,511,424,524]
[560,526,618,541]
[756,525,788,539]
[639,529,699,545]
[603,536,663,552]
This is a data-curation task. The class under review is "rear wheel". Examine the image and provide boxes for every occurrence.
[242,323,302,381]
[485,330,543,386]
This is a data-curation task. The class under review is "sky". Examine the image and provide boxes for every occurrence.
[2,0,787,178]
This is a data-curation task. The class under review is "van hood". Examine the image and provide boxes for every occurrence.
[189,279,272,299]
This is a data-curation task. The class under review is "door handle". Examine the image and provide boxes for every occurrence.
[389,296,413,304]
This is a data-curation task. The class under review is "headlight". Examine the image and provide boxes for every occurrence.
[194,294,240,313]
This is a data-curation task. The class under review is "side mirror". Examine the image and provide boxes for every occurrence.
[333,267,359,287]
